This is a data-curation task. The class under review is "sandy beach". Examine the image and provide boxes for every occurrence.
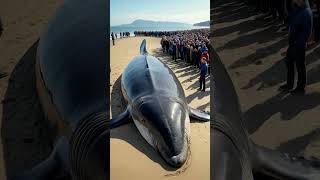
[110,37,210,180]
[213,0,320,157]
[0,0,63,179]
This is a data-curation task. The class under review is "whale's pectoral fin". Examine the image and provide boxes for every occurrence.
[252,143,320,180]
[188,106,210,122]
[108,107,132,129]
[10,137,71,180]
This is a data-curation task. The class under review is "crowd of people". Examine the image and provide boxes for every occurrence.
[138,29,211,91]
[120,32,130,38]
[110,31,132,46]
[247,0,320,41]
[134,31,174,37]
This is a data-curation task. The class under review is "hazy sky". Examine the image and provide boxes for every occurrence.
[111,0,210,26]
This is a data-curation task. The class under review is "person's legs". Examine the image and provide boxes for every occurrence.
[174,49,177,61]
[172,49,175,60]
[278,0,286,22]
[199,76,203,90]
[286,59,295,88]
[280,55,295,90]
[270,0,277,18]
[201,76,206,91]
[280,46,295,90]
[295,49,306,90]
[176,48,179,60]
[285,0,293,19]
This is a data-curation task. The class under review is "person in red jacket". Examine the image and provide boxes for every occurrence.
[201,50,210,63]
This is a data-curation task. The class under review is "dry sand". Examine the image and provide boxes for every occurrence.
[110,37,210,180]
[212,0,320,157]
[0,0,64,179]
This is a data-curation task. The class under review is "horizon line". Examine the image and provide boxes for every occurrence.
[110,19,209,27]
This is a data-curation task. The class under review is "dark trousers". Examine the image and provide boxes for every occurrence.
[199,75,206,90]
[270,0,278,18]
[284,0,293,24]
[172,49,177,61]
[286,46,306,89]
[112,39,115,46]
[277,0,286,21]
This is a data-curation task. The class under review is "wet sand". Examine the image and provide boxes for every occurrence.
[212,0,320,157]
[110,37,210,180]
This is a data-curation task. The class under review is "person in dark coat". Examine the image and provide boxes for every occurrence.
[172,41,177,61]
[280,0,313,94]
[111,32,115,46]
[199,58,208,91]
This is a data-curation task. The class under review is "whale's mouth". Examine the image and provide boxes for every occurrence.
[132,115,190,168]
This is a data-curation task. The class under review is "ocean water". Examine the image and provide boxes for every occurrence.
[109,26,209,38]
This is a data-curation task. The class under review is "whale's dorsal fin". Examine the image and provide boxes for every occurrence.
[252,143,320,179]
[189,106,210,122]
[140,39,148,55]
[108,107,132,129]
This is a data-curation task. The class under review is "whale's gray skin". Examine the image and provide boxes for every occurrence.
[111,39,210,168]
[11,0,109,179]
[211,46,320,180]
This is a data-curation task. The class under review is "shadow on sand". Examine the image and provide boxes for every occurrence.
[276,129,320,155]
[1,42,53,178]
[0,72,7,79]
[244,91,320,134]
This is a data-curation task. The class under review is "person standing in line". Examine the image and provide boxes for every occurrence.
[172,41,177,61]
[189,44,194,65]
[199,58,208,92]
[111,32,115,46]
[279,0,313,94]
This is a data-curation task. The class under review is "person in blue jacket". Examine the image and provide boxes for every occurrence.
[279,0,313,94]
[199,58,208,92]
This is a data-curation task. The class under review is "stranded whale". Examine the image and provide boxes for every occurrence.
[110,39,210,167]
[211,47,320,180]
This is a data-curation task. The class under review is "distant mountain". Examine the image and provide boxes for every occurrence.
[113,19,192,28]
[193,20,210,27]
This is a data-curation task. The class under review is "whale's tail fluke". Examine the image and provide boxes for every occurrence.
[140,39,148,55]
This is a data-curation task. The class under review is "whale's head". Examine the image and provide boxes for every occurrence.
[131,96,190,167]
